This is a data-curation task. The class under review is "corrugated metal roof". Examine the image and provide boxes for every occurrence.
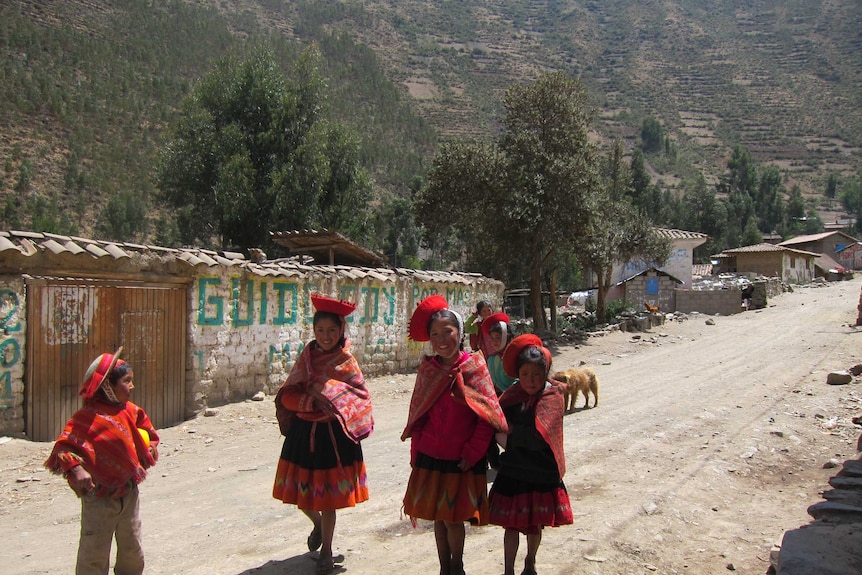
[0,231,501,287]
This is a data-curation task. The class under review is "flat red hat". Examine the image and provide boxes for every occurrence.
[480,312,510,336]
[408,295,449,342]
[310,293,357,317]
[79,347,126,399]
[502,334,551,378]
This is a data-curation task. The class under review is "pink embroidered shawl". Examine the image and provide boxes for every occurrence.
[275,341,373,443]
[401,351,508,441]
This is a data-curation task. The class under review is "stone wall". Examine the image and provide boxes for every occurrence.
[0,263,502,434]
[675,287,745,315]
[167,268,502,416]
[0,277,26,434]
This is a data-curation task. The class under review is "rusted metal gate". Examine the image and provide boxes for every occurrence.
[25,278,187,441]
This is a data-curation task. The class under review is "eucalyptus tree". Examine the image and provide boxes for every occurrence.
[157,46,371,250]
[418,72,599,330]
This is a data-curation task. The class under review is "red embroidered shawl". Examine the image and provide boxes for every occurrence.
[499,380,566,478]
[275,341,373,443]
[401,351,508,441]
[44,400,158,498]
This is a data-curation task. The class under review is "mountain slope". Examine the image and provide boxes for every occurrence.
[0,0,859,242]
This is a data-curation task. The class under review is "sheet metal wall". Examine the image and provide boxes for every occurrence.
[25,279,187,441]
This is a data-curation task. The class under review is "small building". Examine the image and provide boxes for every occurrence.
[712,243,818,283]
[778,231,859,258]
[619,267,682,313]
[836,242,862,271]
[610,228,708,290]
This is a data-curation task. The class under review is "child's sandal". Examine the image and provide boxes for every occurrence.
[306,526,322,552]
[315,554,334,575]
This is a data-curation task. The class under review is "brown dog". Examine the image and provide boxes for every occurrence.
[552,367,599,413]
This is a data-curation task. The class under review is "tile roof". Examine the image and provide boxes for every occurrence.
[713,243,820,257]
[779,231,858,246]
[654,228,709,241]
[0,230,500,286]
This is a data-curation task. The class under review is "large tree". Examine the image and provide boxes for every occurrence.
[156,46,372,250]
[418,72,601,330]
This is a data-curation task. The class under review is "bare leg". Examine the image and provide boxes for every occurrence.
[434,521,451,575]
[523,530,542,574]
[444,521,466,575]
[503,528,520,575]
[320,510,336,560]
[301,509,322,551]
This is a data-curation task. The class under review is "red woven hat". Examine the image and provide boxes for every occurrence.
[79,346,125,399]
[480,312,510,336]
[408,294,449,342]
[310,293,357,317]
[502,334,551,378]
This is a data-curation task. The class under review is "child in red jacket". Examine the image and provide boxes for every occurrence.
[45,348,159,575]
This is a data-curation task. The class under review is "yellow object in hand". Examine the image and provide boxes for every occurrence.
[138,428,150,448]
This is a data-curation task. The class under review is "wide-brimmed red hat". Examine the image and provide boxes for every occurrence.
[502,334,551,378]
[80,347,125,399]
[480,312,510,336]
[310,293,357,317]
[408,295,449,342]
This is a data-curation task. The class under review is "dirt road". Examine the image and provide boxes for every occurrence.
[3,278,861,575]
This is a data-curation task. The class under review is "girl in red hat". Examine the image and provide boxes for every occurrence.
[273,294,373,575]
[401,295,508,575]
[45,348,159,575]
[489,334,573,575]
[481,313,517,470]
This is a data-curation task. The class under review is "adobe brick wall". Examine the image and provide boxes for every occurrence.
[186,268,503,414]
[0,276,26,435]
[675,287,744,315]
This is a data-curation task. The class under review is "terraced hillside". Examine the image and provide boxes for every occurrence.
[1,0,860,241]
[222,0,861,191]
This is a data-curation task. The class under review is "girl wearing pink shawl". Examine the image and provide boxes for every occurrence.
[401,295,508,575]
[273,294,373,575]
[489,334,573,575]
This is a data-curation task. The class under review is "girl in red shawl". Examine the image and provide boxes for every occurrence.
[401,295,508,575]
[273,294,373,575]
[489,335,573,575]
[45,348,159,575]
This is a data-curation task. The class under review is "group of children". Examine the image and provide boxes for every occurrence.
[47,294,572,575]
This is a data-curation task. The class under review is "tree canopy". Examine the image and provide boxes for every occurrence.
[418,72,672,328]
[156,46,372,251]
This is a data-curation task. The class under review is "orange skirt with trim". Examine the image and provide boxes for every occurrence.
[273,418,368,511]
[403,451,488,525]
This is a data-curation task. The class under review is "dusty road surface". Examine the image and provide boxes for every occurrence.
[3,278,861,575]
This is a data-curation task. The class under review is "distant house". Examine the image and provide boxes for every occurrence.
[620,267,683,313]
[778,231,859,258]
[836,242,862,270]
[607,228,707,297]
[712,243,818,283]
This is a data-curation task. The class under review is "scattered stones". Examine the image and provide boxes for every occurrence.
[642,500,659,515]
[826,371,853,385]
[203,408,219,417]
[705,318,716,326]
[251,391,265,401]
[849,364,862,376]
[823,458,841,469]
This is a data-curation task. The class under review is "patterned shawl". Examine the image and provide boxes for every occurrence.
[401,351,508,441]
[499,380,566,478]
[275,340,373,443]
[45,400,158,498]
